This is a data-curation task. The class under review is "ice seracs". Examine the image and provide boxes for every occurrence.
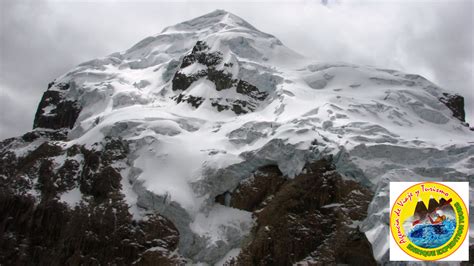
[5,9,474,264]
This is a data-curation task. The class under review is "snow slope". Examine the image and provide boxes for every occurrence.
[26,9,473,264]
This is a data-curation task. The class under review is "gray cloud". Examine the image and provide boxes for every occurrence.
[1,0,472,139]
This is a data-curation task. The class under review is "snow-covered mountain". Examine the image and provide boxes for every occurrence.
[1,10,473,264]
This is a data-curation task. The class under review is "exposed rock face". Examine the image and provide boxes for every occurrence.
[439,92,466,122]
[221,165,286,212]
[217,159,376,265]
[171,41,268,114]
[0,134,184,265]
[33,81,82,130]
[0,194,182,265]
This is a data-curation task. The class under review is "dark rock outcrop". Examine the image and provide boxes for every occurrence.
[171,41,268,114]
[175,94,205,108]
[21,128,69,142]
[0,192,184,265]
[218,158,376,266]
[216,165,286,212]
[0,135,185,265]
[439,92,466,122]
[33,81,81,130]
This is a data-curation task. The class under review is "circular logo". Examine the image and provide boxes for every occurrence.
[390,182,468,261]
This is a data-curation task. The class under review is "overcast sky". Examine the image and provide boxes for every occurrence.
[1,0,472,139]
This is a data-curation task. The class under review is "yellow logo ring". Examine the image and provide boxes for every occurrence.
[390,182,468,261]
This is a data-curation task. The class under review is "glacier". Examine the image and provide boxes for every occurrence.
[2,9,473,264]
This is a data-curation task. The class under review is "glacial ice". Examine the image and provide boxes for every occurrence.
[24,9,474,264]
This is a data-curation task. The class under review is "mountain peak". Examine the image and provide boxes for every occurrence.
[14,10,472,264]
[161,9,259,34]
